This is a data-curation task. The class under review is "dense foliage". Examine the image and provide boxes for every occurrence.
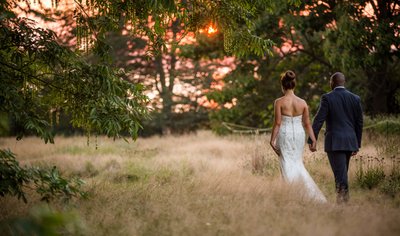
[0,0,148,202]
[208,0,400,132]
[73,0,286,58]
[0,13,148,142]
[0,149,86,203]
[319,0,400,114]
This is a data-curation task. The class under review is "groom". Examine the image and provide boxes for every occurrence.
[308,72,363,204]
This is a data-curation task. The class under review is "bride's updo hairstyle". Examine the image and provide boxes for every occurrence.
[280,70,296,90]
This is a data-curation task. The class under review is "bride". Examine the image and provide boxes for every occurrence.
[269,70,327,203]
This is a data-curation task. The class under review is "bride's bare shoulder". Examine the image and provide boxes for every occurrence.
[295,96,307,105]
[274,96,285,104]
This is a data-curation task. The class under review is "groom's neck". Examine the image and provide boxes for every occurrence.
[333,86,345,90]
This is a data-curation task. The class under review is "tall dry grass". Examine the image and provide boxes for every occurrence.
[0,131,399,235]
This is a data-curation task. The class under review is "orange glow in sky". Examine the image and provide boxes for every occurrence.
[207,25,217,35]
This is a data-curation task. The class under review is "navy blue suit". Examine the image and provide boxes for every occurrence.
[310,87,363,195]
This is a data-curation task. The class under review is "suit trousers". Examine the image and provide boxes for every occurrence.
[327,151,352,191]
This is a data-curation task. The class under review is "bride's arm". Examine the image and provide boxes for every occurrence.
[270,99,282,156]
[302,103,317,151]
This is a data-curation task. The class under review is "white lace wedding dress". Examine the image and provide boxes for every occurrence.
[277,115,327,203]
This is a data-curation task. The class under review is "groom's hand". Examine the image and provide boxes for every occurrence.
[351,151,358,156]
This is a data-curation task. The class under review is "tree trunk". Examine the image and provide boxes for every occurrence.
[156,18,180,135]
[155,52,172,135]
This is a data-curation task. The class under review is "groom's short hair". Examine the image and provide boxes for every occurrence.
[331,72,346,86]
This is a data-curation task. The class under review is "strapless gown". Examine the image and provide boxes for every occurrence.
[277,115,327,203]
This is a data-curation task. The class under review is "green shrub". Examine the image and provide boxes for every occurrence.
[380,168,400,197]
[364,116,400,136]
[356,166,386,189]
[0,206,85,236]
[0,149,86,203]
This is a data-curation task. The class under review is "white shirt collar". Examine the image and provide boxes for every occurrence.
[334,86,345,90]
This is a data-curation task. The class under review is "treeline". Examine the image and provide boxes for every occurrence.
[1,0,399,137]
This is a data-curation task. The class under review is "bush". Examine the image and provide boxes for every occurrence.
[355,162,400,197]
[380,168,400,197]
[0,206,85,236]
[356,166,386,189]
[364,116,400,136]
[0,149,86,203]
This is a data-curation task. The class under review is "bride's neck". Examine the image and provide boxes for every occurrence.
[284,89,295,96]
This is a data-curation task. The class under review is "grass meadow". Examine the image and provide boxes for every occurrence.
[0,131,400,235]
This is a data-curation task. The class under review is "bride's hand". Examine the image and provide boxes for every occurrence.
[270,141,281,156]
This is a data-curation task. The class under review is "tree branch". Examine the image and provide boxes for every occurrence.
[0,61,63,90]
[297,48,333,68]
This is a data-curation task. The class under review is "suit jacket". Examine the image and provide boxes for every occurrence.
[309,87,363,152]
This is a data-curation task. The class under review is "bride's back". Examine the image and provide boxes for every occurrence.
[279,95,306,117]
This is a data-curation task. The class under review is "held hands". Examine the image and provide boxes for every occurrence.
[308,140,317,152]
